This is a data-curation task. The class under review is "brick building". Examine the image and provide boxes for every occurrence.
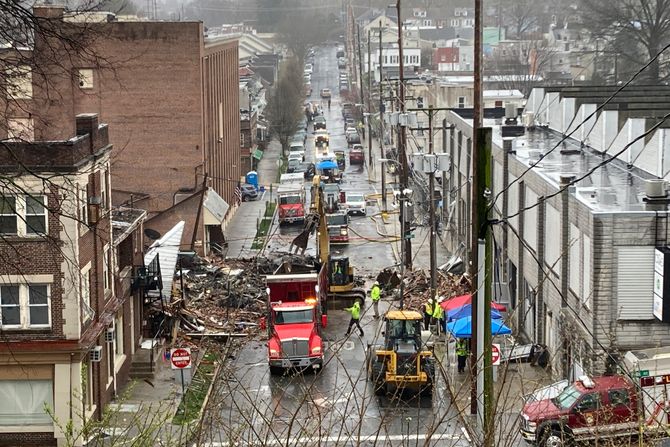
[0,114,146,446]
[2,5,240,255]
[444,85,670,381]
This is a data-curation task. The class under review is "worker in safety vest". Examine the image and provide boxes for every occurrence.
[456,338,469,373]
[423,300,434,330]
[432,298,444,335]
[370,281,381,318]
[345,301,364,337]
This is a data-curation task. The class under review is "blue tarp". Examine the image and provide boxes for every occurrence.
[447,304,503,321]
[317,160,338,170]
[446,316,511,338]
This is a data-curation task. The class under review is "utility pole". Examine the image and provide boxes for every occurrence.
[442,118,448,224]
[367,29,373,165]
[357,24,365,116]
[379,20,387,214]
[396,0,412,270]
[428,106,437,307]
[470,0,483,422]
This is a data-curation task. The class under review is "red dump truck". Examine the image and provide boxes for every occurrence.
[520,346,670,446]
[261,269,328,375]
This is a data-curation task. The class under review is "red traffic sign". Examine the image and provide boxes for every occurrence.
[170,347,192,370]
[492,344,501,366]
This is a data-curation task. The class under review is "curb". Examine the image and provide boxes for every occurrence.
[189,359,223,443]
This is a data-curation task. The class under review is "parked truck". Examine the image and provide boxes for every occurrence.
[277,184,306,225]
[520,346,670,446]
[261,269,328,375]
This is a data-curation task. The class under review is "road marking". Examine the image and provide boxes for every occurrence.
[198,432,464,446]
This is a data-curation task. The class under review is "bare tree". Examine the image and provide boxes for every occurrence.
[580,0,670,83]
[265,58,304,157]
[485,40,555,96]
[500,0,541,38]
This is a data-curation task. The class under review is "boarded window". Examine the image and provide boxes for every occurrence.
[616,246,654,319]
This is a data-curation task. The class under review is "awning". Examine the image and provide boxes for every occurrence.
[144,221,185,301]
[204,188,229,225]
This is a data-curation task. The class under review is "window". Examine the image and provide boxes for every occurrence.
[0,195,47,236]
[608,389,630,407]
[103,245,110,292]
[7,118,34,141]
[576,393,601,412]
[5,66,32,99]
[495,100,503,107]
[0,286,20,326]
[99,170,107,210]
[0,284,50,329]
[77,68,93,89]
[28,285,49,325]
[25,196,46,234]
[81,266,93,323]
[441,54,446,62]
[458,96,466,108]
[115,313,124,356]
[0,197,17,234]
[0,380,53,425]
[79,186,88,229]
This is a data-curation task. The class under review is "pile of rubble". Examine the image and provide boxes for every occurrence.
[165,252,322,343]
[376,268,471,311]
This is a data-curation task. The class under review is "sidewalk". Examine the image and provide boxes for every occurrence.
[224,140,281,258]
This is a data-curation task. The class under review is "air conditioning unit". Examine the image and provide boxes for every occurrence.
[90,345,103,362]
[105,326,115,343]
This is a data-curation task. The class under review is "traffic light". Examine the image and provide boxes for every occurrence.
[417,96,424,108]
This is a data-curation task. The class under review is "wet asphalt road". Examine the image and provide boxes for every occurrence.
[200,45,470,447]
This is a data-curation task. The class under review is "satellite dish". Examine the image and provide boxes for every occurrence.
[144,228,162,240]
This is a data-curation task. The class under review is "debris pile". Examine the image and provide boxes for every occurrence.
[376,268,471,311]
[163,253,323,344]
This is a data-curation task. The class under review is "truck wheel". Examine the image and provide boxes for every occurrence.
[540,429,571,447]
[370,361,386,396]
[269,366,284,376]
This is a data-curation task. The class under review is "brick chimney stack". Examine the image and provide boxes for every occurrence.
[33,3,65,19]
[76,113,100,154]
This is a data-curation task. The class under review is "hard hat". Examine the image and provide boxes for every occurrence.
[437,296,445,303]
[374,281,379,285]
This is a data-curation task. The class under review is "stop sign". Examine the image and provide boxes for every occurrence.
[170,347,192,370]
[491,344,501,366]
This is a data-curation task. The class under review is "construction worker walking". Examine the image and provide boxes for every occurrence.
[345,300,364,337]
[423,300,434,330]
[456,338,469,373]
[432,299,444,335]
[370,281,381,318]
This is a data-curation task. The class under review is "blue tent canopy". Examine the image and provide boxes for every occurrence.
[317,160,338,170]
[447,304,503,321]
[446,316,511,338]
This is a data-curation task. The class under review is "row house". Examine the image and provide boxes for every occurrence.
[444,85,670,381]
[2,4,240,257]
[0,114,147,446]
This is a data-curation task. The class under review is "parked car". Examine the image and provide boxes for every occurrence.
[293,129,307,143]
[241,183,258,201]
[320,88,332,98]
[344,118,355,130]
[349,145,364,164]
[289,141,305,160]
[337,57,346,69]
[346,128,361,145]
[336,48,345,58]
[344,192,366,215]
[304,63,313,74]
[313,116,327,131]
[295,162,316,180]
[286,158,301,173]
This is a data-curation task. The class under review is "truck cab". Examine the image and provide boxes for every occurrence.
[277,184,305,224]
[326,212,349,244]
[263,273,327,375]
[520,375,637,446]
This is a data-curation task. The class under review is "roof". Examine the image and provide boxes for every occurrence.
[385,310,423,320]
[419,27,456,42]
[111,207,146,246]
[483,89,524,99]
[203,188,229,224]
[144,221,185,301]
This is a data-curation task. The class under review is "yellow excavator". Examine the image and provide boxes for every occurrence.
[366,310,435,396]
[291,175,366,307]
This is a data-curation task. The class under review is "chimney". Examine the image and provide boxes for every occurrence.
[76,113,100,153]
